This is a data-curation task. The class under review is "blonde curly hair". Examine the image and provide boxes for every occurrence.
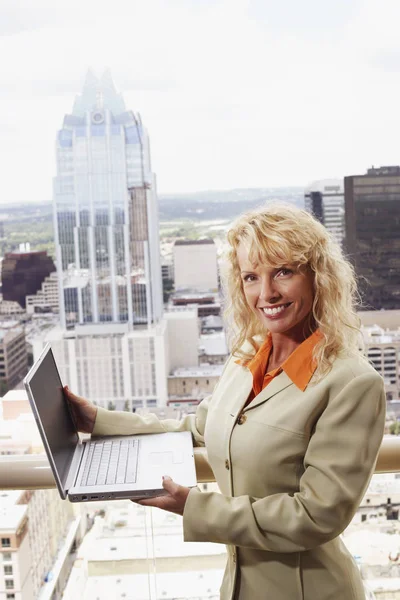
[223,203,363,380]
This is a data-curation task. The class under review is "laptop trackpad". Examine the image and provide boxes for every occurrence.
[149,451,184,466]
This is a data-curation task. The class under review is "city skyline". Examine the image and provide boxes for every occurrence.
[3,0,400,204]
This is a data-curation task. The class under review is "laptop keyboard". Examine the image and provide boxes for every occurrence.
[80,439,139,487]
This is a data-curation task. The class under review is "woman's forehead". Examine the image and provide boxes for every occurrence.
[236,240,294,268]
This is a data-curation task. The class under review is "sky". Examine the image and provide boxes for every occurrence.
[1,0,400,203]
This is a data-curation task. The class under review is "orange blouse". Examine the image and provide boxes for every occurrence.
[244,330,323,399]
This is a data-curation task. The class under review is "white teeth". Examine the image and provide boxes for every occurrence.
[263,304,288,316]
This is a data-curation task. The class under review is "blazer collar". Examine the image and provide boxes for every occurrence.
[243,370,294,412]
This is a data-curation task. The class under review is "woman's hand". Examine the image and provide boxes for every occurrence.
[133,476,191,516]
[63,386,97,434]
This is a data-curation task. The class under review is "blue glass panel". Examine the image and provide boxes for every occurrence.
[111,125,121,135]
[91,125,106,136]
[125,125,140,144]
[58,130,72,147]
[75,127,86,137]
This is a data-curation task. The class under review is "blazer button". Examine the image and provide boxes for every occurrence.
[237,413,247,425]
[225,459,230,470]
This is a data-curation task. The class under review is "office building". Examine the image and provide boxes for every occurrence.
[164,309,199,371]
[171,291,221,317]
[0,325,28,392]
[44,71,168,407]
[168,364,223,401]
[1,250,56,309]
[34,322,168,410]
[0,299,25,316]
[0,492,32,600]
[53,69,162,328]
[199,331,229,365]
[345,166,400,310]
[362,325,400,400]
[25,271,59,315]
[304,179,345,247]
[174,239,218,292]
[0,393,83,600]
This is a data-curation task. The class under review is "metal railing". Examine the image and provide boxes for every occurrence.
[1,436,399,490]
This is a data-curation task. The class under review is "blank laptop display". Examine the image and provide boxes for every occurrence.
[24,344,197,502]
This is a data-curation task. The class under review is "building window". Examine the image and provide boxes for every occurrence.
[5,580,14,589]
[2,552,12,561]
[6,594,15,600]
[4,565,12,575]
[1,538,11,548]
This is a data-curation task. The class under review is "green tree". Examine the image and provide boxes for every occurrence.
[389,421,400,435]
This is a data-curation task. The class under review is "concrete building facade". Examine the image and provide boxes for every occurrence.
[0,326,28,392]
[164,309,199,372]
[34,323,168,410]
[174,239,218,292]
[362,325,400,400]
[26,272,59,315]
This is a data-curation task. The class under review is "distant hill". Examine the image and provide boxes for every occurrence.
[158,187,304,221]
[0,187,305,229]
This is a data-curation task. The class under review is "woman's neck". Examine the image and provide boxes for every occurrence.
[269,328,312,367]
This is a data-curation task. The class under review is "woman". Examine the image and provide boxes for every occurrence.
[66,204,386,600]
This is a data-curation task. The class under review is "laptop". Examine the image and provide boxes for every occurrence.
[24,343,197,503]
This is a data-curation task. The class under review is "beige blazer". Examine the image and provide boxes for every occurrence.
[94,352,386,600]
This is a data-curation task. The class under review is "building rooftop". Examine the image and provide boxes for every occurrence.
[2,390,29,402]
[202,315,223,329]
[362,325,400,343]
[81,570,223,600]
[0,326,23,342]
[174,239,215,246]
[199,332,228,356]
[305,178,343,194]
[164,308,198,320]
[172,291,218,301]
[0,492,27,532]
[170,365,224,378]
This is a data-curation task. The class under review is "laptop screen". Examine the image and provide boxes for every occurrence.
[26,346,79,494]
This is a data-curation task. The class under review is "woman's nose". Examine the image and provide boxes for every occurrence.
[259,278,280,303]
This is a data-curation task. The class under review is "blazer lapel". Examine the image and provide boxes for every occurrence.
[243,370,294,412]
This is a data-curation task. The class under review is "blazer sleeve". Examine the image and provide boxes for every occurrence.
[183,371,386,551]
[92,394,209,447]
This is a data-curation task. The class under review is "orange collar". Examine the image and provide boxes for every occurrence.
[239,330,323,394]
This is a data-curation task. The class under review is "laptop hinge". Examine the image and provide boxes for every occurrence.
[64,440,86,495]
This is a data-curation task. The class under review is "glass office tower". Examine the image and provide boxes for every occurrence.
[345,166,400,310]
[53,70,162,328]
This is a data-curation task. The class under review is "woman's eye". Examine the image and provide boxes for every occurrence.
[243,274,256,282]
[276,268,292,278]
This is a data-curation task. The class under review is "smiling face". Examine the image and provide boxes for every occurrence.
[237,242,315,340]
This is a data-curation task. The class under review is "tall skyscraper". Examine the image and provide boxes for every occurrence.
[53,69,162,328]
[37,71,168,409]
[345,166,400,310]
[304,179,345,248]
